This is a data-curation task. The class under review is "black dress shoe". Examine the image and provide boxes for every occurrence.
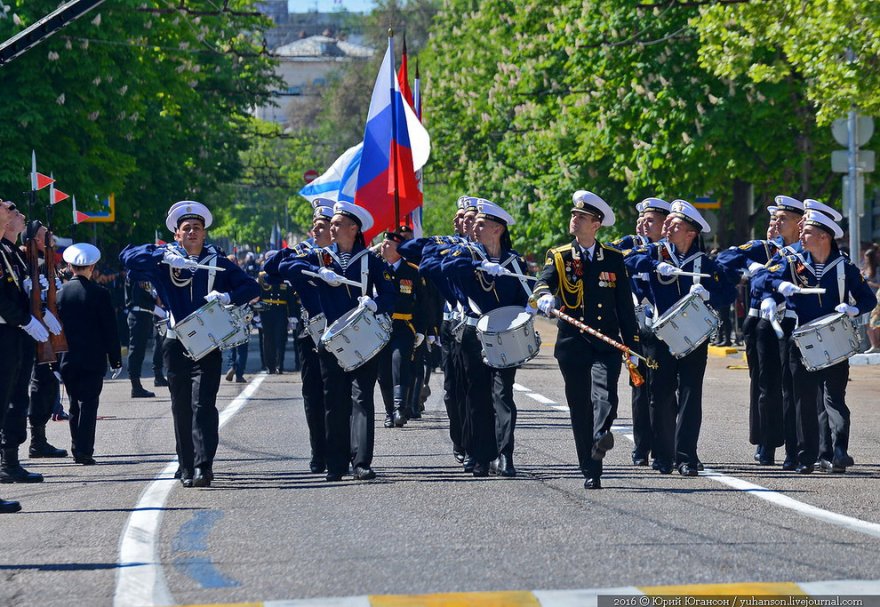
[73,455,96,466]
[796,464,814,474]
[493,454,516,477]
[383,414,394,428]
[832,448,853,470]
[753,446,763,462]
[131,386,156,398]
[654,461,673,474]
[192,467,212,487]
[173,467,183,479]
[179,470,194,488]
[154,376,169,387]
[309,460,326,474]
[392,410,407,427]
[584,477,602,490]
[453,447,466,464]
[0,465,43,483]
[463,455,477,473]
[225,368,235,382]
[325,471,344,481]
[472,461,489,477]
[0,497,22,513]
[591,431,614,461]
[696,461,705,471]
[353,466,376,480]
[29,442,68,458]
[781,458,797,471]
[678,463,699,477]
[632,452,649,466]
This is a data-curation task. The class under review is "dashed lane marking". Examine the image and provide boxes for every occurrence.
[114,373,267,607]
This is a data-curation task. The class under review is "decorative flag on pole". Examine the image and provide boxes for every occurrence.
[397,33,414,108]
[31,151,54,191]
[354,33,430,242]
[411,57,424,238]
[154,230,166,246]
[299,142,363,205]
[50,185,70,205]
[72,196,90,225]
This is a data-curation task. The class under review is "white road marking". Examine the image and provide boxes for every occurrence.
[114,374,266,607]
[518,381,880,540]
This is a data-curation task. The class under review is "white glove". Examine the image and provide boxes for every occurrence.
[689,283,710,301]
[480,261,506,276]
[537,293,556,316]
[22,277,32,294]
[42,310,62,335]
[643,303,654,318]
[253,314,262,329]
[153,306,168,319]
[318,267,342,286]
[204,290,231,305]
[835,303,860,318]
[656,262,678,277]
[357,295,377,312]
[777,281,800,297]
[628,355,639,367]
[55,277,63,290]
[163,250,199,271]
[427,335,439,347]
[414,333,425,348]
[635,272,650,282]
[111,365,123,380]
[39,274,49,290]
[288,317,299,331]
[20,316,49,342]
[760,298,778,321]
[747,261,765,277]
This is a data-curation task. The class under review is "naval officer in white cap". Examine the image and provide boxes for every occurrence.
[56,243,122,465]
[120,201,259,487]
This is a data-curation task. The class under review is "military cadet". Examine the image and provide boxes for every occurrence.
[378,230,428,428]
[609,197,671,467]
[755,211,876,474]
[624,200,733,476]
[1,209,61,485]
[257,252,295,374]
[534,191,641,490]
[716,196,803,467]
[56,244,123,465]
[278,202,396,482]
[441,199,530,477]
[120,201,259,488]
[124,273,162,398]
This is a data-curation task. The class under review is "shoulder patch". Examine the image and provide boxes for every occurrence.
[406,261,420,271]
[767,264,781,272]
[738,242,753,250]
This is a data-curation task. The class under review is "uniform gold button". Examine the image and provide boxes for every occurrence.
[597,315,602,321]
[597,303,603,308]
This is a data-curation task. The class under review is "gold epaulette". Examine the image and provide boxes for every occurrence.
[549,243,573,255]
[405,261,420,272]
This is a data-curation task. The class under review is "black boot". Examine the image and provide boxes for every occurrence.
[130,378,155,398]
[0,449,44,483]
[153,374,169,387]
[392,386,407,427]
[29,425,68,458]
[0,496,22,513]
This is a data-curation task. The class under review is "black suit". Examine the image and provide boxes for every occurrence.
[57,275,122,458]
[534,240,640,481]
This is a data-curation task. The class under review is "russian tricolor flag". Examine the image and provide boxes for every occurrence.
[354,38,430,241]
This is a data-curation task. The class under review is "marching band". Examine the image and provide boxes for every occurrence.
[0,189,876,513]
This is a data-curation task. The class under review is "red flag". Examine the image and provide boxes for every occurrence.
[397,34,414,108]
[74,211,91,224]
[34,172,54,191]
[52,188,69,204]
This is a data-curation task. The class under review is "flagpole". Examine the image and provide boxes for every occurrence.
[413,58,423,238]
[388,27,400,228]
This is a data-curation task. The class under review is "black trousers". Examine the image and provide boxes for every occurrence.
[440,320,464,451]
[60,368,104,457]
[29,361,59,428]
[164,339,222,472]
[295,333,325,465]
[152,326,165,377]
[775,317,799,460]
[127,311,153,380]
[492,366,517,458]
[261,308,287,372]
[630,327,652,459]
[458,326,500,464]
[1,338,34,449]
[744,316,785,450]
[787,336,850,466]
[558,345,620,479]
[0,327,24,445]
[378,321,415,415]
[318,345,378,475]
[644,335,708,466]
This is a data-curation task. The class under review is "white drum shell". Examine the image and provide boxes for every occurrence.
[173,300,248,361]
[792,312,860,371]
[306,313,327,347]
[652,293,719,358]
[476,305,542,369]
[320,307,391,372]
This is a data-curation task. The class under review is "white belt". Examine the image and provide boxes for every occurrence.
[130,306,153,314]
[442,311,456,321]
[464,316,480,327]
[748,308,797,319]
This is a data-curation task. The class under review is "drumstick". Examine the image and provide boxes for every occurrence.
[476,268,539,281]
[161,260,226,271]
[664,269,711,278]
[796,287,826,295]
[301,269,363,288]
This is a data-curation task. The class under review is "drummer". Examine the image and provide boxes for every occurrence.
[754,211,876,474]
[534,191,641,490]
[276,202,396,482]
[624,200,733,476]
[441,199,530,478]
[120,201,259,488]
[609,197,671,467]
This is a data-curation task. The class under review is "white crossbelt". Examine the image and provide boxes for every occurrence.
[748,308,797,319]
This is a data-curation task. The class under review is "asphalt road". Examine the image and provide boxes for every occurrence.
[1,319,879,607]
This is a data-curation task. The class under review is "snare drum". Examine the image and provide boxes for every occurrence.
[172,300,250,361]
[320,307,392,372]
[223,305,253,349]
[792,312,860,371]
[305,312,327,347]
[476,306,542,369]
[652,293,719,358]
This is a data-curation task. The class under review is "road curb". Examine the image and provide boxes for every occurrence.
[177,580,880,607]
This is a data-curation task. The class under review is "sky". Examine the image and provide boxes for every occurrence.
[288,0,375,13]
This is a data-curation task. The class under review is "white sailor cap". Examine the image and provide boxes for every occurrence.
[669,199,711,233]
[635,197,671,215]
[333,201,373,232]
[456,195,471,211]
[311,197,334,221]
[462,196,480,213]
[572,190,615,227]
[803,199,843,222]
[768,195,804,216]
[62,242,101,266]
[803,210,844,239]
[476,198,515,226]
[165,200,213,232]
